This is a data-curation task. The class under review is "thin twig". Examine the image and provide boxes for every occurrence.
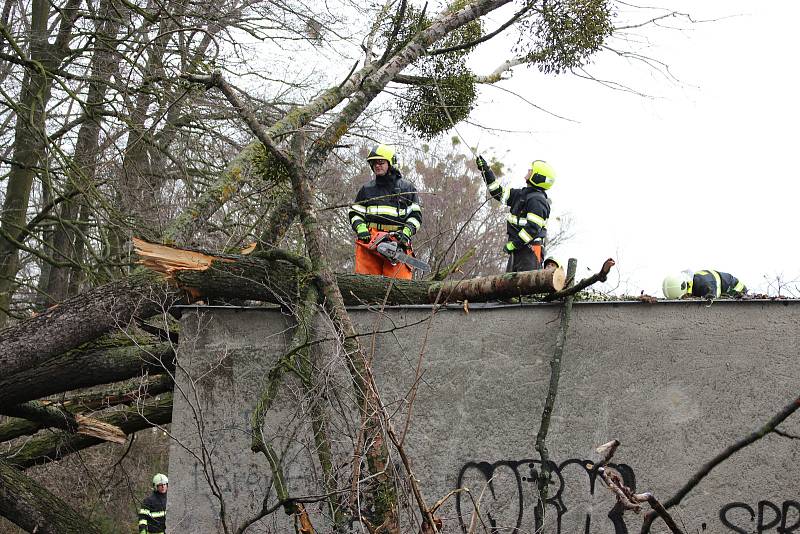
[633,492,684,534]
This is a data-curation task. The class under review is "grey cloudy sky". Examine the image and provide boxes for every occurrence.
[460,1,798,296]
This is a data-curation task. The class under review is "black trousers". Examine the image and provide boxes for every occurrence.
[505,245,541,273]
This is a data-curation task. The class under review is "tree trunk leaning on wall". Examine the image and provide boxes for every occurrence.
[0,238,566,385]
[0,236,573,396]
[135,238,566,305]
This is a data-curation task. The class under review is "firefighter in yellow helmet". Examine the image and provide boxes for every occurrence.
[476,155,555,272]
[662,270,746,300]
[348,144,422,279]
[138,473,168,534]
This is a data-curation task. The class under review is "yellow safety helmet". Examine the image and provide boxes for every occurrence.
[662,273,692,299]
[152,473,169,488]
[366,144,397,167]
[527,160,556,190]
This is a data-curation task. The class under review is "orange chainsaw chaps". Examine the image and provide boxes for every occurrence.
[531,243,543,265]
[354,229,413,280]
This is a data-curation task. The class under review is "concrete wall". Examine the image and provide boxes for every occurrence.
[167,301,800,533]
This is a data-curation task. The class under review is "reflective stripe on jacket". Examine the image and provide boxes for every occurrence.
[690,270,746,298]
[138,491,167,533]
[483,167,549,247]
[348,168,421,237]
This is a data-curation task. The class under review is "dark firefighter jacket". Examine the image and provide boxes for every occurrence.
[138,491,167,533]
[348,168,421,237]
[691,270,746,299]
[481,167,550,249]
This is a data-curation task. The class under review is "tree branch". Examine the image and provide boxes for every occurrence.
[641,394,800,532]
[534,258,576,530]
[542,258,615,301]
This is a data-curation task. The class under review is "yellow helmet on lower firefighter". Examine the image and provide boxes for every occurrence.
[366,144,397,168]
[526,160,556,190]
[152,473,169,488]
[662,272,692,299]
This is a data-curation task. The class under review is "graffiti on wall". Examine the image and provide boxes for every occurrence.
[456,459,799,534]
[720,500,800,534]
[455,458,636,534]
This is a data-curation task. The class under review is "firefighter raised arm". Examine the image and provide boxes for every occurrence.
[477,155,556,272]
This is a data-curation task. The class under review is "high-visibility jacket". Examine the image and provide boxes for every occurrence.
[690,270,746,299]
[138,491,167,534]
[348,168,421,238]
[482,167,550,249]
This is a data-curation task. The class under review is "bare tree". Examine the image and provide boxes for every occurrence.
[0,0,700,530]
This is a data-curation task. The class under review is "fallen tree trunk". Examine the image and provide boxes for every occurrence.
[0,402,126,444]
[0,457,104,534]
[139,238,566,305]
[0,270,176,379]
[0,376,173,443]
[1,394,173,470]
[0,336,174,408]
[0,239,566,385]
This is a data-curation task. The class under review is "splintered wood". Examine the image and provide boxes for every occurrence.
[133,237,231,275]
[75,414,127,444]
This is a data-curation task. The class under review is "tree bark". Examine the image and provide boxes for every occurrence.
[0,270,176,381]
[0,375,173,442]
[175,256,564,305]
[0,0,82,327]
[1,394,173,470]
[0,401,127,444]
[0,336,173,408]
[45,0,125,304]
[0,457,103,534]
[139,239,564,305]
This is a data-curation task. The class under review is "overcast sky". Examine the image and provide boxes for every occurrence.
[458,1,798,296]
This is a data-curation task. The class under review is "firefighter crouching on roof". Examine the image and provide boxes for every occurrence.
[348,144,422,279]
[476,154,555,272]
[138,473,168,534]
[662,270,747,300]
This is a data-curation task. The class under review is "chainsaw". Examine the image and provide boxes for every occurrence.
[362,231,431,272]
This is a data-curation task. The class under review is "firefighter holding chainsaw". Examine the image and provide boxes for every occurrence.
[349,144,422,279]
[476,155,555,272]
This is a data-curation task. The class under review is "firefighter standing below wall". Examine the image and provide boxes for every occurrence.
[138,473,168,534]
[348,144,422,279]
[662,270,747,300]
[476,155,555,272]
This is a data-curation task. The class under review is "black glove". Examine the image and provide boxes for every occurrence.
[357,229,371,243]
[476,155,489,173]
